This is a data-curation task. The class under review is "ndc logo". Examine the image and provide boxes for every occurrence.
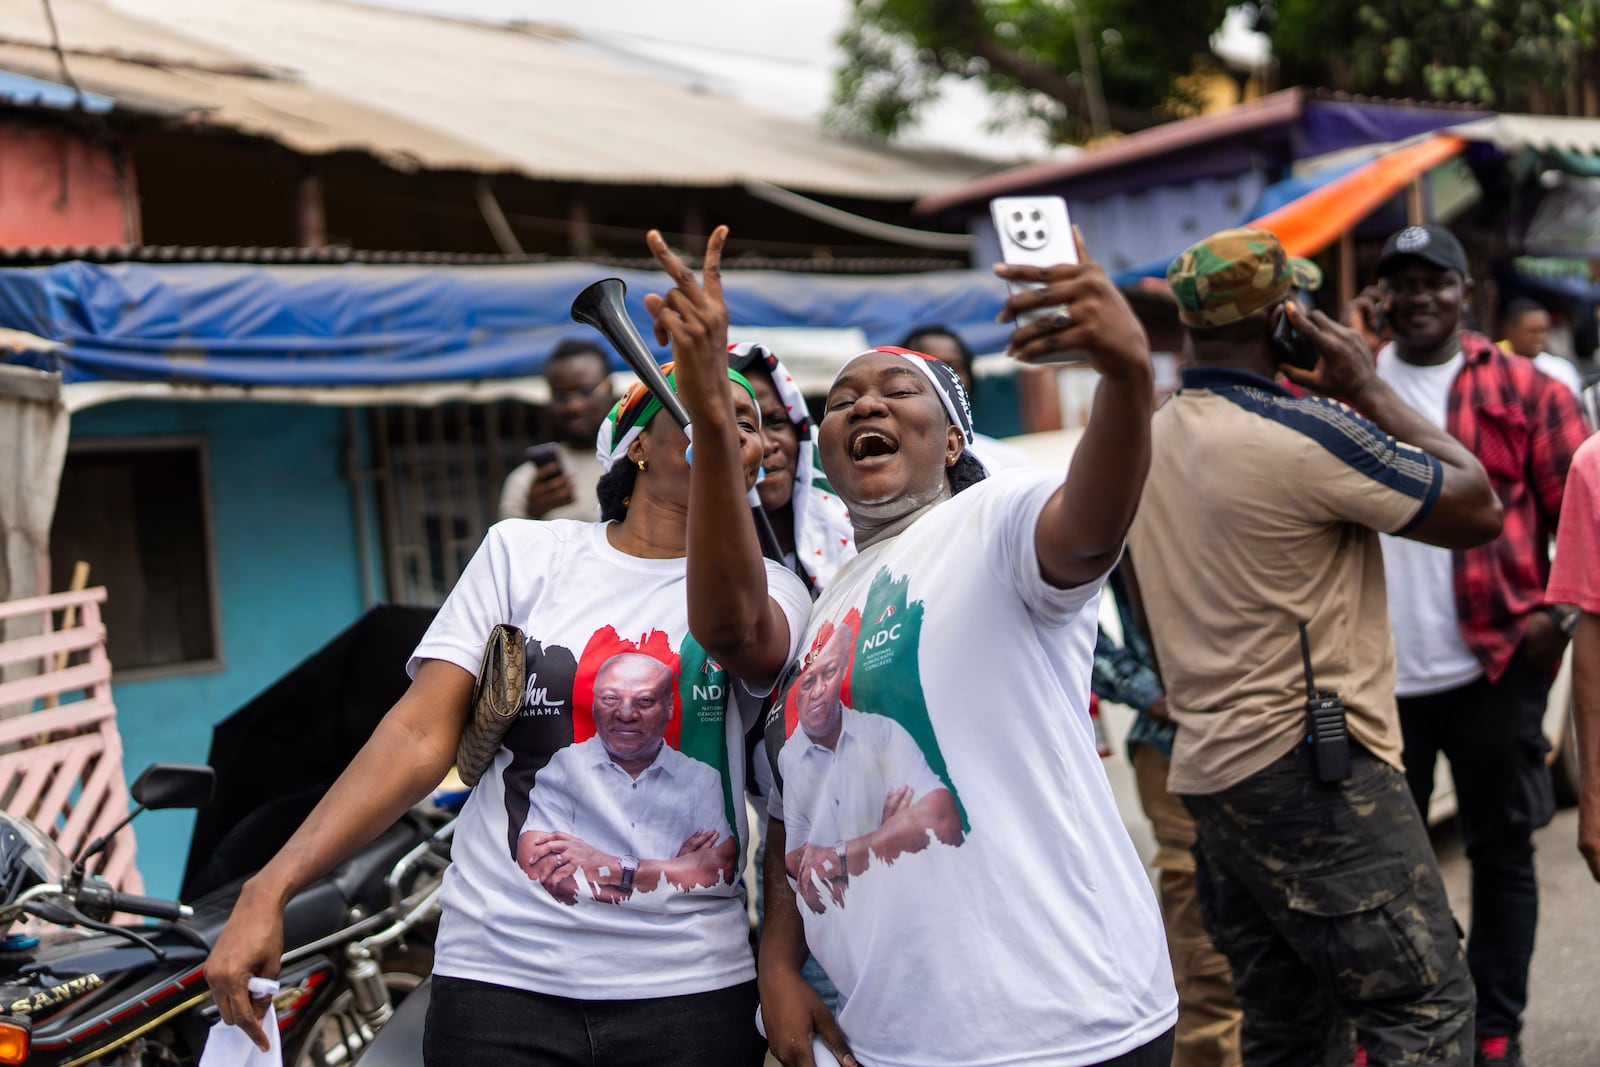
[694,656,726,698]
[861,624,902,650]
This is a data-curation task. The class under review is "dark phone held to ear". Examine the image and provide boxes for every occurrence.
[1272,302,1320,371]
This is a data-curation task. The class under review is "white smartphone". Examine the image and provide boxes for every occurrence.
[990,195,1079,326]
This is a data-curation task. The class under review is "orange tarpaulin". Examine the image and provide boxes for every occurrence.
[1250,135,1466,256]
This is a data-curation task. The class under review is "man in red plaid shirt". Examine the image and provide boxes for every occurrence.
[1364,224,1591,1067]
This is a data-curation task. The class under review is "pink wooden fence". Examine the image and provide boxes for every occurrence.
[0,587,142,893]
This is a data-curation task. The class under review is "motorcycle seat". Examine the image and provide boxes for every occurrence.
[183,813,434,950]
[326,812,434,917]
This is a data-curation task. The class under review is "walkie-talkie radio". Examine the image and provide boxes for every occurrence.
[1299,622,1351,783]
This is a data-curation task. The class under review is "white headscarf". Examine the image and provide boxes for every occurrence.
[728,342,855,593]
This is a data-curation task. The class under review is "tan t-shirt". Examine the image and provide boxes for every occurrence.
[1127,368,1444,796]
[497,443,604,522]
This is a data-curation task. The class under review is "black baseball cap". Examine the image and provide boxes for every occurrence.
[1375,224,1469,279]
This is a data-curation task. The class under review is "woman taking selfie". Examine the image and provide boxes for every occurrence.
[756,233,1178,1067]
[204,226,810,1066]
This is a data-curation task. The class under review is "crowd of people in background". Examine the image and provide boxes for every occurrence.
[205,217,1597,1067]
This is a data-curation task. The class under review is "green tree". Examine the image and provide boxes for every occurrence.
[1271,0,1600,110]
[828,0,1236,143]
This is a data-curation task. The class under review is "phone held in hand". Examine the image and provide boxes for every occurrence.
[991,196,1079,327]
[1270,304,1319,371]
[991,196,1092,366]
[524,442,564,473]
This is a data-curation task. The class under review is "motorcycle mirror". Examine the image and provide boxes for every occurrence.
[72,766,216,874]
[130,764,216,811]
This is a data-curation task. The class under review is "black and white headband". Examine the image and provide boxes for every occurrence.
[834,346,975,445]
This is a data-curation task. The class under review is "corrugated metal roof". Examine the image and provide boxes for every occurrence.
[0,242,967,273]
[1450,114,1600,156]
[0,68,113,111]
[0,0,993,199]
[916,90,1307,216]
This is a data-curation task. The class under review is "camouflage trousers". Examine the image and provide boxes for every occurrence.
[1183,746,1475,1067]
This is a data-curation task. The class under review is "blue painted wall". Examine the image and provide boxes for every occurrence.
[67,401,380,898]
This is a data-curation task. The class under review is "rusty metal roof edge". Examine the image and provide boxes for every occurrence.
[0,243,968,273]
[915,88,1308,216]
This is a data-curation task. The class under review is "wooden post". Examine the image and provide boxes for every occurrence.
[567,197,593,257]
[1018,366,1064,433]
[1338,229,1357,309]
[474,179,523,256]
[682,200,705,254]
[297,170,327,249]
[1406,178,1426,226]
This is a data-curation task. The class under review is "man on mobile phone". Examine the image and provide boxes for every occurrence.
[499,339,616,521]
[1128,228,1502,1066]
[1366,225,1591,1067]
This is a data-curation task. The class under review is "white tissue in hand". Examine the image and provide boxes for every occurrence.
[199,976,281,1067]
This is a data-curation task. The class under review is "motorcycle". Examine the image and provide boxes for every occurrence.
[0,763,454,1067]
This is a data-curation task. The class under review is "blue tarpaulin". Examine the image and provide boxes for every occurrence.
[0,261,1012,387]
[0,70,115,113]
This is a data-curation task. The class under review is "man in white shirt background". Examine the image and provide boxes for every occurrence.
[1499,297,1585,398]
[498,339,616,521]
[1370,225,1590,1067]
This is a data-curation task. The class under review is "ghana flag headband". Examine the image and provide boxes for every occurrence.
[595,361,758,472]
[834,347,975,445]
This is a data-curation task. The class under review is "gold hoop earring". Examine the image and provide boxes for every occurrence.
[636,459,648,472]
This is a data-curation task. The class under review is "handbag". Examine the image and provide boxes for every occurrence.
[455,624,526,787]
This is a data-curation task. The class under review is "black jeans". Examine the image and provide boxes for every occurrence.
[1398,654,1555,1041]
[1094,1027,1176,1067]
[1184,746,1475,1067]
[423,975,766,1067]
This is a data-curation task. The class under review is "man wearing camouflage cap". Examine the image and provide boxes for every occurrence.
[1128,227,1502,1065]
[1288,256,1323,300]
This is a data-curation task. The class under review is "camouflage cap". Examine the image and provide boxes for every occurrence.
[1289,256,1323,292]
[1167,228,1291,328]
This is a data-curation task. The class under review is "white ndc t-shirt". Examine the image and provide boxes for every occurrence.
[409,519,811,999]
[1375,345,1484,696]
[766,472,1176,1067]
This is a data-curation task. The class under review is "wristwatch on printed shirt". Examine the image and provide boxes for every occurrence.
[833,841,848,883]
[619,854,639,893]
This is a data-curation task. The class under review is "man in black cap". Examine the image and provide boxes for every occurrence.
[1366,223,1591,1067]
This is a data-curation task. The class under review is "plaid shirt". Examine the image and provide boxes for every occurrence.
[1447,332,1591,682]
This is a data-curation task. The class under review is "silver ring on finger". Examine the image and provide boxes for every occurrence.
[1049,307,1072,329]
